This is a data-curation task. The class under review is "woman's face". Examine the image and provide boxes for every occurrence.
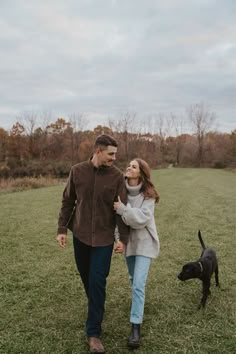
[125,160,141,180]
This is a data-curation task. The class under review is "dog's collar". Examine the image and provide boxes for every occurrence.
[198,261,203,273]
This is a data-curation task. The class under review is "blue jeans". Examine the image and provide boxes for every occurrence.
[73,236,113,337]
[126,255,151,324]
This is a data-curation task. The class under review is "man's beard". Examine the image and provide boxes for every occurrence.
[101,160,113,168]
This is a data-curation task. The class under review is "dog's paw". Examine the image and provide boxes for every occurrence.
[198,303,206,310]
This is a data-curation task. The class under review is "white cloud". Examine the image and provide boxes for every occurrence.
[0,0,235,133]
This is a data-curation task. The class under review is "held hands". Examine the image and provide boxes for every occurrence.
[114,240,126,254]
[56,234,67,248]
[113,195,122,211]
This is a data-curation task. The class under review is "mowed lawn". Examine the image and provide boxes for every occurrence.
[0,168,235,354]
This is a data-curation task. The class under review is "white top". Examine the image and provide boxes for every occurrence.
[116,181,160,258]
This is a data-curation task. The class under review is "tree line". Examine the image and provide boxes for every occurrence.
[0,103,235,178]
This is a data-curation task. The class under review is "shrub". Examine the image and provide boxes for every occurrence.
[0,176,64,192]
[0,164,10,178]
[213,161,226,169]
[52,162,71,177]
[10,166,29,178]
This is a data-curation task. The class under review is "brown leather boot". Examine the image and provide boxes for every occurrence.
[87,337,105,353]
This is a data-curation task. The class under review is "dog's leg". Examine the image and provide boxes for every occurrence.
[215,265,220,287]
[199,279,211,309]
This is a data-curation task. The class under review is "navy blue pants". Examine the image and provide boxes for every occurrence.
[73,236,113,337]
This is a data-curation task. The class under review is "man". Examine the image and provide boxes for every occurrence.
[57,134,129,353]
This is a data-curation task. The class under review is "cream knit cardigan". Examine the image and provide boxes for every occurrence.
[116,181,160,258]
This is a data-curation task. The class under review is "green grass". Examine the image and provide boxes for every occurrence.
[0,169,235,353]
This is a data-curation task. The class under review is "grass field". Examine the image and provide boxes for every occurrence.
[0,168,235,354]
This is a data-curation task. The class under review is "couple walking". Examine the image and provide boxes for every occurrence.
[57,134,160,353]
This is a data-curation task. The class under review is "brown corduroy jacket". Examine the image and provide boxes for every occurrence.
[57,159,130,246]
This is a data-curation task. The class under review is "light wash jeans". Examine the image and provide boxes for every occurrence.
[126,255,151,324]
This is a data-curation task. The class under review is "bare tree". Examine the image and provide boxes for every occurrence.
[69,113,87,132]
[187,103,216,166]
[40,110,53,130]
[169,113,187,165]
[38,111,54,160]
[9,121,26,162]
[152,113,169,163]
[20,111,38,158]
[21,111,38,134]
[108,111,136,162]
[69,113,87,164]
[0,127,9,163]
[138,115,154,135]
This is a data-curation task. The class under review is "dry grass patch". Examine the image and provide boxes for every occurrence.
[0,177,65,193]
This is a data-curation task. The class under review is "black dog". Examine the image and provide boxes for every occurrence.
[178,230,220,308]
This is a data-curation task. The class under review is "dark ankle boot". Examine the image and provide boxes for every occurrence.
[128,323,141,348]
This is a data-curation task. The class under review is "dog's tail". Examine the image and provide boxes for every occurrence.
[198,230,206,249]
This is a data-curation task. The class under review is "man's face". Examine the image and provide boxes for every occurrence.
[97,145,117,167]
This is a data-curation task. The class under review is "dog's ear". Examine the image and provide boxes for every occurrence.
[183,263,195,273]
[183,263,200,278]
[189,264,196,272]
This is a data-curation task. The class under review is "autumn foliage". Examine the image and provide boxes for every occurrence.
[0,116,235,178]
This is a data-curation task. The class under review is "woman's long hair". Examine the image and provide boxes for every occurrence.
[135,158,160,203]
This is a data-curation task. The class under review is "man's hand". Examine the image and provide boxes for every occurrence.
[114,240,126,254]
[56,234,67,248]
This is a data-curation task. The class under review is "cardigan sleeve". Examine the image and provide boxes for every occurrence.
[115,174,130,244]
[116,198,155,229]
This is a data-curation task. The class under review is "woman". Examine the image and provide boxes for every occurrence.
[114,158,160,349]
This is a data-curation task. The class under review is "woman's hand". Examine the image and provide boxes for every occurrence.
[113,195,122,211]
[114,240,126,254]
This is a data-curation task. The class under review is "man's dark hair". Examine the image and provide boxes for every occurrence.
[94,134,118,150]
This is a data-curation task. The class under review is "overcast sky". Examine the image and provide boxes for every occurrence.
[0,0,235,133]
